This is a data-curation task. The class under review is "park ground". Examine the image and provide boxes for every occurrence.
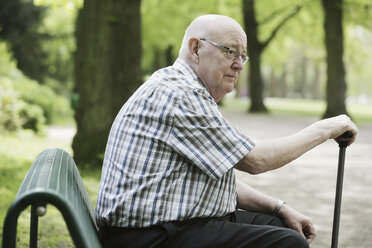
[1,102,372,247]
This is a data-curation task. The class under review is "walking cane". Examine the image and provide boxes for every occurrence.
[331,131,353,248]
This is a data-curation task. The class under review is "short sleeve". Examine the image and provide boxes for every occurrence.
[169,89,255,180]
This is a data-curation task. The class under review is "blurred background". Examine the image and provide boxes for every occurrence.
[0,0,371,247]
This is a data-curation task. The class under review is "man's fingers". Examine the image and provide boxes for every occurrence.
[291,223,306,240]
[303,223,317,244]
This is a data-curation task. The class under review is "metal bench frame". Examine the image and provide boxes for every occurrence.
[2,148,102,248]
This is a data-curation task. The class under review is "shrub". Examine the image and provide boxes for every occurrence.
[0,76,46,133]
[0,42,73,133]
[19,101,46,133]
[0,78,23,131]
[11,70,72,125]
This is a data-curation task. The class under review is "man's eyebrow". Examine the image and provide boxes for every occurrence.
[229,43,246,53]
[226,41,245,48]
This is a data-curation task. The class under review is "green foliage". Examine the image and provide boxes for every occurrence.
[345,26,372,96]
[260,0,325,68]
[37,3,77,94]
[0,76,46,133]
[12,75,72,125]
[1,0,78,95]
[0,79,24,131]
[18,101,46,132]
[253,0,372,99]
[0,0,47,82]
[344,0,372,29]
[34,0,83,9]
[0,43,73,133]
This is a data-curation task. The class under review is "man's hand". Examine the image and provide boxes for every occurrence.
[279,204,317,244]
[317,114,358,146]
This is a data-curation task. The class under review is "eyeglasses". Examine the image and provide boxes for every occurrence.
[200,38,249,65]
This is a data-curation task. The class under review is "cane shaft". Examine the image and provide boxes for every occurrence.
[331,147,346,248]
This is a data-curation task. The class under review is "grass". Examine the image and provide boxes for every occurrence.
[222,97,372,125]
[0,97,371,247]
[0,130,100,247]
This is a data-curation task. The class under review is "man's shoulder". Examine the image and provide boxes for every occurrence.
[149,66,205,97]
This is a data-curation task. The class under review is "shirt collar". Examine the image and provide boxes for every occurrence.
[172,58,216,102]
[173,58,200,82]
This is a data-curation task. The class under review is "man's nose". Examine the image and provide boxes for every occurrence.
[232,58,244,71]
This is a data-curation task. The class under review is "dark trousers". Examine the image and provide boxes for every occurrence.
[99,210,309,248]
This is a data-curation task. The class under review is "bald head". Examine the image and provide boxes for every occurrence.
[179,15,246,58]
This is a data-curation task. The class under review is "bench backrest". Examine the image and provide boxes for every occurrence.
[2,148,102,248]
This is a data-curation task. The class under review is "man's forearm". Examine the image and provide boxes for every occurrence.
[235,115,357,174]
[236,124,327,174]
[236,179,278,213]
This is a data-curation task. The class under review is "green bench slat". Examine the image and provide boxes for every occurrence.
[2,148,102,248]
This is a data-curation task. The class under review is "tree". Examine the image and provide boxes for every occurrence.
[0,0,46,82]
[72,0,142,167]
[321,0,349,117]
[243,0,302,112]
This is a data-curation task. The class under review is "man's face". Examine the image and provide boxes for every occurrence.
[195,32,247,102]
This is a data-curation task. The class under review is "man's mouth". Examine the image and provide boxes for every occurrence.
[226,75,237,81]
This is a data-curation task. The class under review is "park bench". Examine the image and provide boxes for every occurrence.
[2,148,102,248]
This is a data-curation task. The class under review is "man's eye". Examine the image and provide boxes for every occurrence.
[227,50,235,55]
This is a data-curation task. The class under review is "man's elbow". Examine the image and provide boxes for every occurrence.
[235,156,268,175]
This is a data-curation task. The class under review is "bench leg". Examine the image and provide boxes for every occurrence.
[30,205,39,248]
[30,204,46,248]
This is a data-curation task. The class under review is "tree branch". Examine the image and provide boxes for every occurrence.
[262,5,302,50]
[259,4,299,25]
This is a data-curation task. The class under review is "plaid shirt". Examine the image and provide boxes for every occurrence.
[95,58,255,228]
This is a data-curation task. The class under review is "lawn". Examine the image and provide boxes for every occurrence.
[0,130,100,247]
[222,97,372,125]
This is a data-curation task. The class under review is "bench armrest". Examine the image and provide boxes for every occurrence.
[2,148,101,248]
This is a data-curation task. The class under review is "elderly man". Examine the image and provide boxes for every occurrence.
[95,14,358,248]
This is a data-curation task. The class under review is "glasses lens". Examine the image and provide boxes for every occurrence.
[226,49,248,65]
[241,54,248,64]
[225,49,237,59]
[200,38,248,65]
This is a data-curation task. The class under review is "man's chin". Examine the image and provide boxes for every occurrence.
[226,83,236,93]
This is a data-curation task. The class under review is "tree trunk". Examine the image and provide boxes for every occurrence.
[322,0,348,118]
[279,67,287,98]
[72,0,142,168]
[243,0,301,112]
[300,56,308,98]
[153,46,162,71]
[165,45,174,66]
[312,64,321,100]
[243,0,268,112]
[268,68,276,97]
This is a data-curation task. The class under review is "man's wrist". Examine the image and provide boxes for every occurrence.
[272,199,286,217]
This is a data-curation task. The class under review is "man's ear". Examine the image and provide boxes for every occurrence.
[188,38,200,63]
